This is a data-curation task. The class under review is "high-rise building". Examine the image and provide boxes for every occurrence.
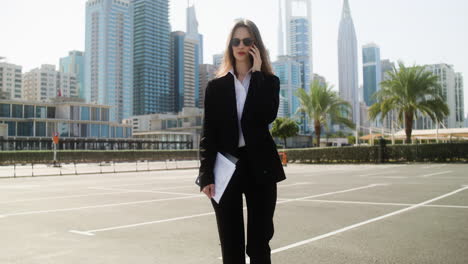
[380,59,394,81]
[132,0,171,116]
[60,51,85,100]
[338,0,359,125]
[380,59,397,130]
[0,61,22,100]
[199,64,216,107]
[213,54,223,71]
[85,0,133,122]
[284,0,313,89]
[362,43,381,107]
[23,65,77,102]
[171,31,199,113]
[455,73,465,128]
[272,55,307,132]
[186,3,203,65]
[417,64,464,128]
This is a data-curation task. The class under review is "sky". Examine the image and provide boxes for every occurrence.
[1,0,468,115]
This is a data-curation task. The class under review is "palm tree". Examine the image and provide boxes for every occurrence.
[296,80,355,147]
[369,61,449,144]
[271,117,299,148]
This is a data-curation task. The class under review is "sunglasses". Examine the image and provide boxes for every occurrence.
[230,38,254,47]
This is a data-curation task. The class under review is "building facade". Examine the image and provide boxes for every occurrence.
[284,0,313,90]
[126,107,202,149]
[0,62,22,100]
[338,0,359,125]
[23,65,78,102]
[132,0,171,115]
[85,0,133,122]
[59,51,85,99]
[171,31,199,113]
[198,64,216,107]
[362,43,381,107]
[272,55,307,132]
[0,99,131,138]
[416,64,465,129]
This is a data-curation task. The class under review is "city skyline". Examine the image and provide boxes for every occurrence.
[1,0,468,114]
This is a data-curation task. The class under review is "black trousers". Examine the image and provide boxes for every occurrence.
[211,147,277,264]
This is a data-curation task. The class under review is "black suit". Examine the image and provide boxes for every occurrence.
[197,71,286,264]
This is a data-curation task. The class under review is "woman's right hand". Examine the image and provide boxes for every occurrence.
[202,184,215,199]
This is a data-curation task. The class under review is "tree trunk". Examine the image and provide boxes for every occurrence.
[314,120,321,147]
[283,137,287,149]
[405,111,413,144]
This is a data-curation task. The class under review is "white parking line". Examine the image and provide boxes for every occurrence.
[268,185,468,256]
[358,171,396,177]
[68,184,385,236]
[298,199,468,209]
[0,191,136,204]
[0,195,203,218]
[419,171,453,178]
[90,186,197,196]
[277,184,387,203]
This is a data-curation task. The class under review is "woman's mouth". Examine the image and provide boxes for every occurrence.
[238,52,246,56]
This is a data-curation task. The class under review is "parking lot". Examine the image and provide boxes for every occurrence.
[0,163,467,263]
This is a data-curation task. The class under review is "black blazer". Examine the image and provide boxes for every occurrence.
[196,71,286,190]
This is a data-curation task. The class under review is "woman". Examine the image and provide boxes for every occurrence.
[196,19,286,264]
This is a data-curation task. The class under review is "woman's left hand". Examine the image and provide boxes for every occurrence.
[249,44,262,72]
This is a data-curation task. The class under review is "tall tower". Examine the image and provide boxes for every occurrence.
[132,0,171,115]
[285,0,313,89]
[338,0,359,125]
[60,51,85,100]
[186,2,202,107]
[362,43,381,107]
[171,31,198,112]
[85,0,133,122]
[277,0,285,57]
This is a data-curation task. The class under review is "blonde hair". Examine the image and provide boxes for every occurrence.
[216,19,274,78]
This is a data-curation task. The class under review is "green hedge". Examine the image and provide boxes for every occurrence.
[284,143,468,163]
[1,143,467,165]
[0,150,198,165]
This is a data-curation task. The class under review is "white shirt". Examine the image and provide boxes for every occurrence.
[228,69,252,147]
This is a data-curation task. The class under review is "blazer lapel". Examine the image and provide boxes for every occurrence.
[241,74,255,123]
[224,73,240,144]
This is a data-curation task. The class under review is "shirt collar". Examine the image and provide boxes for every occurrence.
[228,68,252,79]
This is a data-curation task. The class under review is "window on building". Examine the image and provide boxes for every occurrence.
[81,106,90,120]
[47,107,56,118]
[35,122,46,137]
[17,121,33,136]
[0,103,10,117]
[12,104,23,118]
[36,106,46,118]
[24,105,34,118]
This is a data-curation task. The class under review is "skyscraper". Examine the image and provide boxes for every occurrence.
[85,0,133,122]
[60,51,85,100]
[186,3,203,65]
[285,0,313,89]
[362,43,381,107]
[132,0,171,116]
[171,31,199,113]
[338,0,359,125]
[272,55,306,132]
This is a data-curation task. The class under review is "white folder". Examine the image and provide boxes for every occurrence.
[212,152,238,204]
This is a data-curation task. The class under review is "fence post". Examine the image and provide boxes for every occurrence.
[378,137,387,164]
[31,163,34,177]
